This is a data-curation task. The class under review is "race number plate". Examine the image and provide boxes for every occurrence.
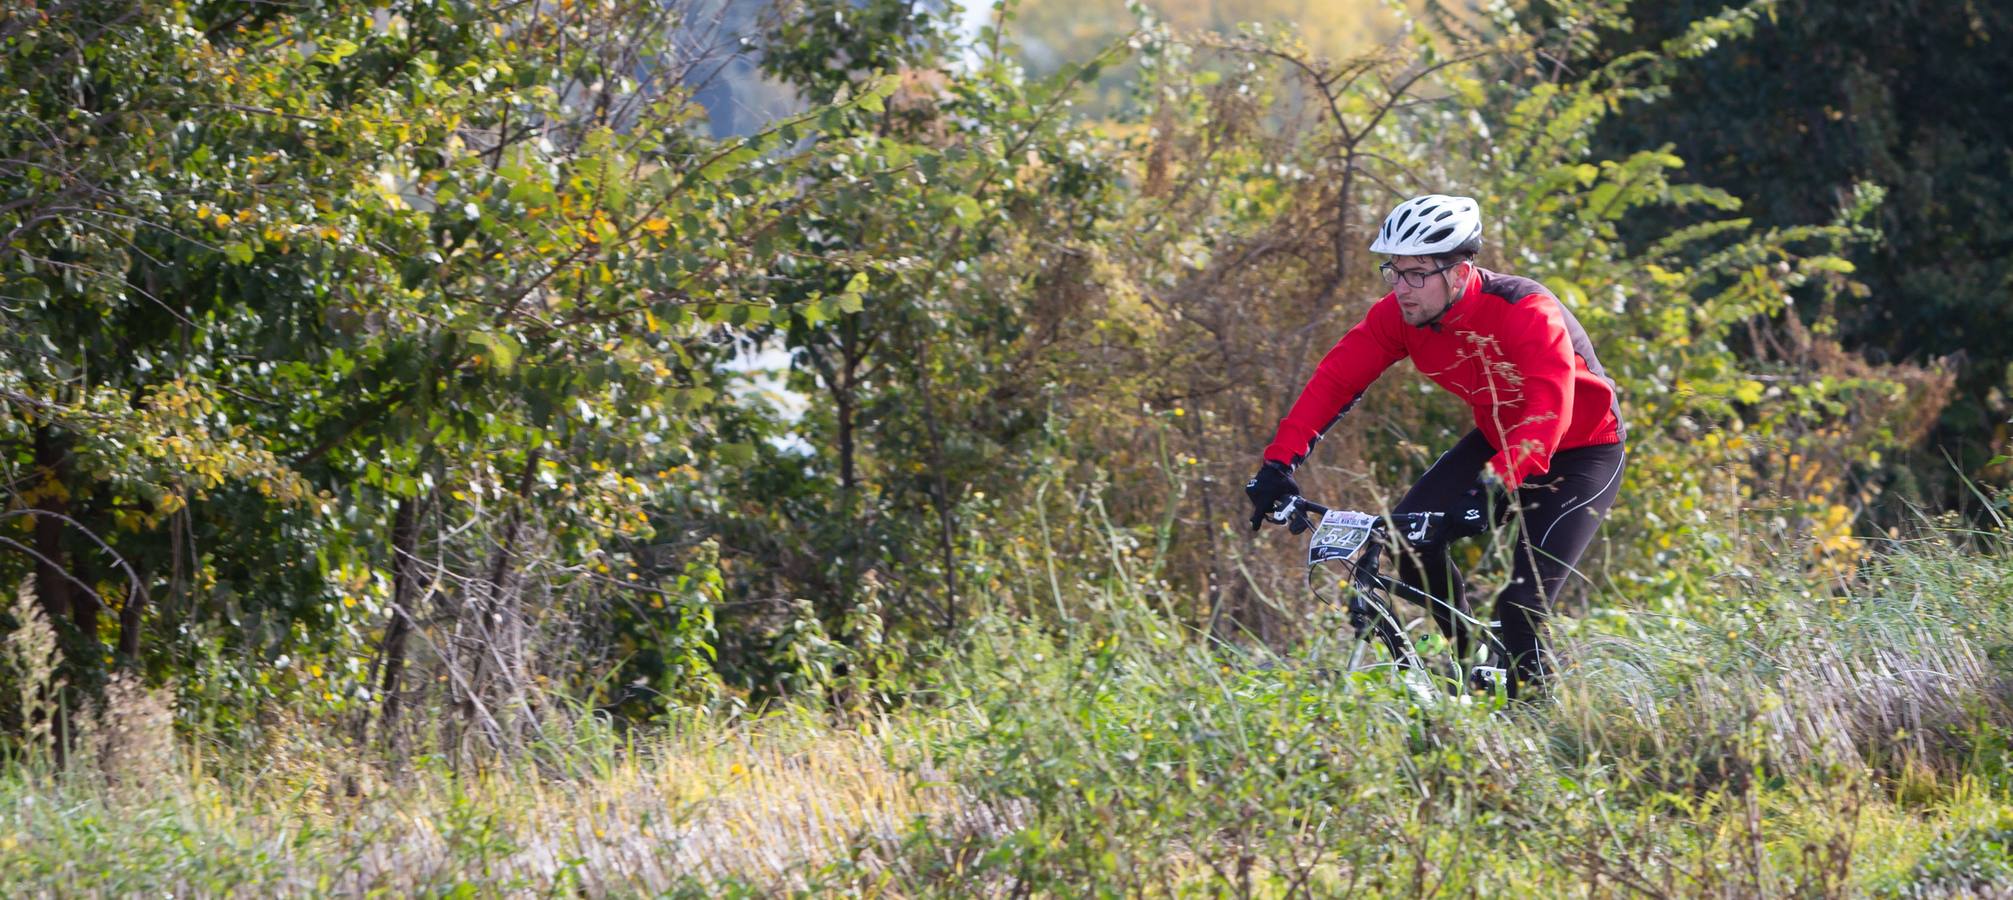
[1308,510,1376,565]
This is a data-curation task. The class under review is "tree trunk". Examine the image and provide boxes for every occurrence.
[376,497,422,750]
[910,335,960,633]
[836,317,861,500]
[28,426,84,765]
[836,380,857,501]
[833,349,862,615]
[807,330,865,617]
[116,543,147,661]
[31,427,73,628]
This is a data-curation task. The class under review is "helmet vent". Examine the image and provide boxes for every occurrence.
[1369,193,1483,257]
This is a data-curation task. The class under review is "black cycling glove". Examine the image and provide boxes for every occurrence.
[1245,460,1300,531]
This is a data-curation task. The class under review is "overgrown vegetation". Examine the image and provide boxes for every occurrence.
[1,0,2007,894]
[6,519,2013,894]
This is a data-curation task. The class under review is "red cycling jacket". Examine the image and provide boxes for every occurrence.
[1263,268,1625,488]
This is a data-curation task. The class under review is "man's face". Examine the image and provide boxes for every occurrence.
[1389,255,1470,327]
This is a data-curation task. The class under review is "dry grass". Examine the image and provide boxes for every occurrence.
[0,709,986,896]
[1552,537,2013,795]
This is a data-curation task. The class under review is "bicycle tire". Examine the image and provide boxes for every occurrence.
[1348,586,1427,673]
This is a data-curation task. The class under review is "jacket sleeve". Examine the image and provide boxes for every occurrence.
[1485,301,1576,488]
[1263,298,1408,468]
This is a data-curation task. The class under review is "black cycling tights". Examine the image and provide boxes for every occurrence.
[1392,429,1625,695]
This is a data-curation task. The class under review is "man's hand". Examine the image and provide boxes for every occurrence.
[1245,461,1300,531]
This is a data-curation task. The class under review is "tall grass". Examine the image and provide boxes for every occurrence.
[5,524,2013,896]
[842,522,2013,896]
[0,705,964,895]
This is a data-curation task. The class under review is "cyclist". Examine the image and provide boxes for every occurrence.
[1245,194,1626,699]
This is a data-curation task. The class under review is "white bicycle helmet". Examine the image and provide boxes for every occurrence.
[1370,194,1482,256]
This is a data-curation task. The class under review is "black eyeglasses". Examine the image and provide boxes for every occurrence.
[1379,260,1462,289]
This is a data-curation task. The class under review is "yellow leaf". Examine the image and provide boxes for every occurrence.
[642,217,669,235]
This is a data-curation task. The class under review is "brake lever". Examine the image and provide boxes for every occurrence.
[1261,496,1316,534]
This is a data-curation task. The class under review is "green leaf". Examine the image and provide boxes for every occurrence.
[798,298,830,326]
[951,195,981,225]
[1734,380,1765,404]
[1554,280,1589,309]
[223,242,254,264]
[1448,74,1486,108]
[716,442,757,467]
[1586,183,1623,218]
[837,271,870,314]
[469,331,521,373]
[854,73,899,114]
[315,38,360,65]
[698,145,760,183]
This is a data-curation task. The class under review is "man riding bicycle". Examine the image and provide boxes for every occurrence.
[1246,194,1627,699]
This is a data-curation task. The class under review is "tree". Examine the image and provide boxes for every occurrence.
[717,0,1116,642]
[1566,0,2013,484]
[0,0,884,756]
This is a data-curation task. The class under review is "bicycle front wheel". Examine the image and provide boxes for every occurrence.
[1343,588,1428,674]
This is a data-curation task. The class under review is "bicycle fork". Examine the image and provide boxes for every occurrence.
[1347,544,1425,670]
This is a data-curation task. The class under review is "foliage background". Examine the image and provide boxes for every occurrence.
[2,0,2011,893]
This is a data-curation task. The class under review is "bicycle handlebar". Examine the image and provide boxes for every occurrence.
[1257,496,1510,677]
[1261,496,1456,545]
[1267,496,1329,521]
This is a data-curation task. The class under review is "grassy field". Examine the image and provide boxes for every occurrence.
[6,525,2013,897]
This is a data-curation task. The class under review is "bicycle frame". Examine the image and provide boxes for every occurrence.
[1266,496,1505,688]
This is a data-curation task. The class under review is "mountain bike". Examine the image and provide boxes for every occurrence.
[1259,496,1507,695]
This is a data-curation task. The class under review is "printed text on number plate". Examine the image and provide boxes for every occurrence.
[1309,510,1376,565]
